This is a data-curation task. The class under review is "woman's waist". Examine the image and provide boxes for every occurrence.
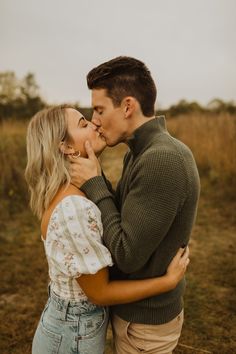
[49,276,86,298]
[48,284,103,315]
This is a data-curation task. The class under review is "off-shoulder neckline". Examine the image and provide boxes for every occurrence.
[41,194,97,242]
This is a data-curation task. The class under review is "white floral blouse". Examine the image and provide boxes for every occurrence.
[42,195,113,300]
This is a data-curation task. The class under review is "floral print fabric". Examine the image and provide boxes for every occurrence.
[42,195,113,300]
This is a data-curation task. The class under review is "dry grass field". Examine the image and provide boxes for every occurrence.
[0,114,236,353]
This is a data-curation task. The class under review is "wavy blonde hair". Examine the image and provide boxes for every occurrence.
[25,104,72,219]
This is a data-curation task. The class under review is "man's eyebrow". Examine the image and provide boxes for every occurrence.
[93,105,103,111]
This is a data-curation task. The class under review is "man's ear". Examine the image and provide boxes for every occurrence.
[122,97,136,118]
[59,141,75,155]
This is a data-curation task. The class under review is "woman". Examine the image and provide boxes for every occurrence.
[25,105,189,354]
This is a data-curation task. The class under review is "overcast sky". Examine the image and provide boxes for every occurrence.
[1,0,235,109]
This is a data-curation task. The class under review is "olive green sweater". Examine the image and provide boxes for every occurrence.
[81,116,200,324]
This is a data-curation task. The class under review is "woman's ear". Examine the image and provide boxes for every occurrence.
[59,141,75,155]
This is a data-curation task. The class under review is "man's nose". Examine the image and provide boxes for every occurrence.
[91,114,101,128]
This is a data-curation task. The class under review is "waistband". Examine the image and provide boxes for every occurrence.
[48,285,101,316]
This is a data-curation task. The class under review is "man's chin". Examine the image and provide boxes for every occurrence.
[107,142,120,147]
[101,135,119,147]
[105,138,117,147]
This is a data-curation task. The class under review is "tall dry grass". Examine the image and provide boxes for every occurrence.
[1,114,236,353]
[0,120,28,218]
[167,113,236,187]
[1,113,235,220]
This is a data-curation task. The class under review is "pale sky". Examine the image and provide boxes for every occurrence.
[1,0,235,109]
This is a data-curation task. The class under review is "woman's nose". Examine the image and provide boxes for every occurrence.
[89,121,98,131]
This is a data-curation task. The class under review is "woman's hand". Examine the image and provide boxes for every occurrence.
[166,246,190,289]
[78,246,190,306]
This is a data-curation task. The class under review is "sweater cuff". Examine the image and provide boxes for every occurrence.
[80,176,113,204]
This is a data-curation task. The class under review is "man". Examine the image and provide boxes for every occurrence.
[70,56,200,353]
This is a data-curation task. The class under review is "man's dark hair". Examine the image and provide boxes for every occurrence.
[87,56,157,117]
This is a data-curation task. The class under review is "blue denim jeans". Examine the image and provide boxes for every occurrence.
[32,288,109,354]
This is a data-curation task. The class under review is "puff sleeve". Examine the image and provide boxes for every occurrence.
[45,195,113,278]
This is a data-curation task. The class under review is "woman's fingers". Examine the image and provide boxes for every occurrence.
[179,246,190,270]
[181,246,189,259]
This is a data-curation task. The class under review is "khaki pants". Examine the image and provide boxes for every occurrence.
[111,310,184,354]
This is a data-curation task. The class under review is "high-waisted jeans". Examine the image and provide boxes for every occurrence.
[32,288,109,354]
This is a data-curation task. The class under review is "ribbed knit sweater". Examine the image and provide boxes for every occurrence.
[81,116,200,324]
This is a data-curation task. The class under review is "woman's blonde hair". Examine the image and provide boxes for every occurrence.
[25,104,72,219]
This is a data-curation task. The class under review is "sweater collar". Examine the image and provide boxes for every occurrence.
[126,116,167,156]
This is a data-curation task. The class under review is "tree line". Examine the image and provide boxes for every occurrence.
[0,71,235,121]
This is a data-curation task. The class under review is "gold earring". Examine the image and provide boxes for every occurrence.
[71,151,81,158]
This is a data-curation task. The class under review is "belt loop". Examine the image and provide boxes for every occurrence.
[61,299,70,321]
[47,282,51,297]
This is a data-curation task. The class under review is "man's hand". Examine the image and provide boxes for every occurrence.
[69,141,102,188]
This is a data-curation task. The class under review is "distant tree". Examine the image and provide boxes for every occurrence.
[207,98,236,114]
[74,102,93,120]
[168,99,204,116]
[21,73,40,99]
[0,71,45,120]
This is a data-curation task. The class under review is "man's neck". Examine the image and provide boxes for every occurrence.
[124,115,156,143]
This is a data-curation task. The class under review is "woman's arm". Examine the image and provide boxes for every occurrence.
[77,246,189,306]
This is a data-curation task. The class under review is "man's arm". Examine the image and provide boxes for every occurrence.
[80,150,188,273]
[101,171,115,196]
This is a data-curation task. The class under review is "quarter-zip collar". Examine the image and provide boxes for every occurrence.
[126,116,168,157]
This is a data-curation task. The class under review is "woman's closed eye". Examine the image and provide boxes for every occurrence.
[79,117,88,128]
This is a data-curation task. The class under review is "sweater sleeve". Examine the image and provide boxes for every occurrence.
[101,171,115,195]
[80,150,188,273]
